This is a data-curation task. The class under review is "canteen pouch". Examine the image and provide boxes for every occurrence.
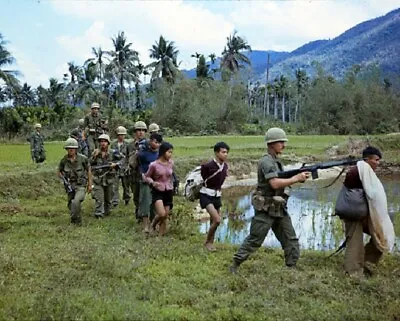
[251,191,270,213]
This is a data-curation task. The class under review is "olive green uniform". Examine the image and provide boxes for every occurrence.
[111,140,129,206]
[84,113,108,156]
[343,219,382,275]
[59,154,89,224]
[90,149,118,218]
[126,139,146,218]
[29,131,46,163]
[233,153,300,267]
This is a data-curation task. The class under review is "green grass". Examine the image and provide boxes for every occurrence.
[1,135,400,320]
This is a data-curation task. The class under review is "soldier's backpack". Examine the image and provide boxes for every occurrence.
[184,165,224,201]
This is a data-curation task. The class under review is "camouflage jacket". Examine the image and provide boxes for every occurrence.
[111,140,128,176]
[29,131,44,152]
[59,154,89,187]
[90,149,119,186]
[84,113,108,137]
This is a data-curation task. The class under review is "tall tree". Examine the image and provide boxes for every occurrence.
[85,46,106,88]
[220,31,251,81]
[65,62,82,106]
[76,62,98,105]
[148,35,179,83]
[14,83,36,106]
[295,69,308,122]
[106,31,140,110]
[0,33,20,90]
[277,75,288,123]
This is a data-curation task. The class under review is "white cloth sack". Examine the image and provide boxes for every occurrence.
[357,161,395,252]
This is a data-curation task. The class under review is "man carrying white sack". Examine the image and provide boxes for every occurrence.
[335,146,395,277]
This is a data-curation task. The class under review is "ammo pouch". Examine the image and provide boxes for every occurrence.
[252,191,287,217]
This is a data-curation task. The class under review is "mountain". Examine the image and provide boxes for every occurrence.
[182,8,400,80]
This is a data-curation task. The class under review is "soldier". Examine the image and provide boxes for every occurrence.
[28,123,46,163]
[230,128,310,273]
[84,102,108,156]
[148,123,160,134]
[90,134,121,218]
[58,138,92,225]
[70,128,89,157]
[111,126,129,207]
[126,121,148,220]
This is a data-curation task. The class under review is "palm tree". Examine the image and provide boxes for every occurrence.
[295,69,308,122]
[106,31,140,110]
[85,46,106,88]
[47,78,65,111]
[148,35,179,83]
[220,31,251,81]
[76,62,98,105]
[0,33,20,88]
[14,83,36,106]
[65,62,82,106]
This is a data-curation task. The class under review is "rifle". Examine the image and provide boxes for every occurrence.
[277,157,361,180]
[60,175,74,194]
[91,160,124,171]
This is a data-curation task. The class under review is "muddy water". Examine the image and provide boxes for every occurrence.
[199,178,400,251]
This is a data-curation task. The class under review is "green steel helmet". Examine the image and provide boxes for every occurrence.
[265,127,288,144]
[78,118,85,126]
[148,123,160,133]
[116,126,127,135]
[64,138,79,149]
[98,134,111,143]
[91,102,100,109]
[35,123,42,128]
[70,128,80,138]
[134,121,147,131]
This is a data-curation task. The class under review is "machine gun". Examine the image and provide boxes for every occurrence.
[60,175,74,194]
[277,157,361,180]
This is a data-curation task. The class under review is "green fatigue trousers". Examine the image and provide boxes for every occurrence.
[112,175,130,206]
[86,134,98,156]
[138,182,154,219]
[127,174,140,218]
[233,210,300,267]
[92,184,113,217]
[343,219,382,275]
[67,186,86,224]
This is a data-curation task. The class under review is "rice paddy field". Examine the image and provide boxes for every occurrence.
[1,135,399,321]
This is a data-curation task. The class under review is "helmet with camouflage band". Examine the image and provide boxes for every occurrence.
[134,121,147,131]
[78,118,85,126]
[116,126,127,135]
[98,134,111,143]
[35,123,42,129]
[148,123,160,133]
[91,102,100,109]
[265,127,288,144]
[64,138,79,149]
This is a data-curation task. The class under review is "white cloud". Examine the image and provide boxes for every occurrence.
[9,45,49,87]
[52,0,234,70]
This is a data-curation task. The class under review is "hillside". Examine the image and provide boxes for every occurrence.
[182,8,400,80]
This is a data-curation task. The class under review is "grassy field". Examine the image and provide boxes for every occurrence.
[1,135,400,320]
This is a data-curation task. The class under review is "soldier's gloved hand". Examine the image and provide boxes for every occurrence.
[295,172,311,183]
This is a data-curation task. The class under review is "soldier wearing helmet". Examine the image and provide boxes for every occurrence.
[83,102,108,156]
[231,128,311,273]
[28,123,46,163]
[70,128,89,157]
[111,126,130,206]
[126,121,148,220]
[148,123,160,134]
[58,138,92,225]
[90,134,122,218]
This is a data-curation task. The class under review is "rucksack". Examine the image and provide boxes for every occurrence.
[184,165,224,201]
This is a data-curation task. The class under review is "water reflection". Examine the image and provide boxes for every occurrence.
[199,178,400,251]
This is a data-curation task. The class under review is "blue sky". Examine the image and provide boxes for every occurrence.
[2,0,399,87]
